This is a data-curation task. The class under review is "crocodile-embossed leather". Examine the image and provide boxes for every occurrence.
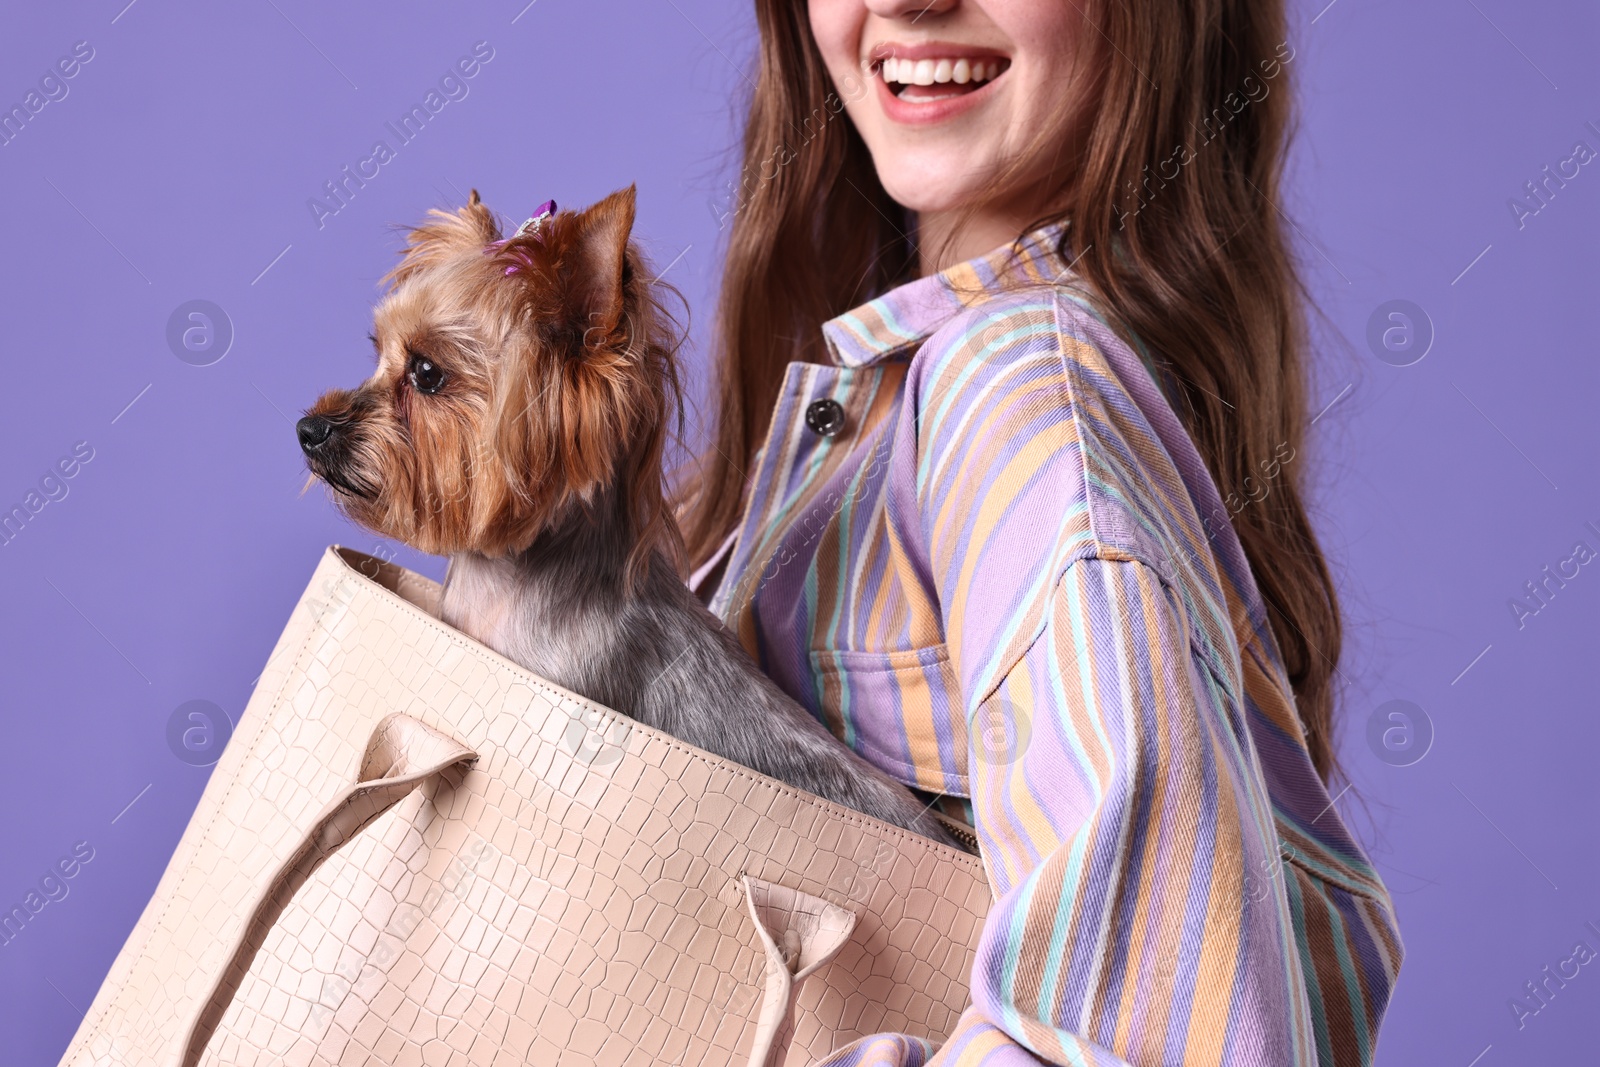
[58,547,992,1067]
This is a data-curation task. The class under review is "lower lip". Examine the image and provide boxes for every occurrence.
[875,69,1003,126]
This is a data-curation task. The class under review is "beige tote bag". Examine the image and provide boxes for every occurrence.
[57,547,991,1067]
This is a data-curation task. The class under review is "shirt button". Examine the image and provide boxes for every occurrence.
[804,397,846,437]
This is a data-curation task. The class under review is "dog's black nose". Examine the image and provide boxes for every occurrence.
[297,415,333,453]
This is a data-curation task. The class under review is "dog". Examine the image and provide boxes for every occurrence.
[296,187,956,847]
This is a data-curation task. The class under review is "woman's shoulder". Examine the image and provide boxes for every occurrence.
[904,282,1218,599]
[908,283,1168,488]
[905,287,1154,556]
[910,283,1152,419]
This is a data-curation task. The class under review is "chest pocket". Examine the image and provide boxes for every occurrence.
[807,643,970,798]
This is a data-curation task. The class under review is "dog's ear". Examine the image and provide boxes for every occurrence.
[485,187,645,538]
[383,190,503,289]
[557,186,636,349]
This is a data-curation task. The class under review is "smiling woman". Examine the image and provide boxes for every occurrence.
[808,0,1084,272]
[677,0,1404,1063]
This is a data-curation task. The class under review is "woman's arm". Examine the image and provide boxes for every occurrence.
[824,556,1307,1066]
[817,292,1321,1066]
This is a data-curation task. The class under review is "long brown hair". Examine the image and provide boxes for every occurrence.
[677,0,1345,781]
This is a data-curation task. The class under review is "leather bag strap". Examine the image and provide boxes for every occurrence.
[174,713,478,1067]
[740,876,858,1067]
[173,713,861,1067]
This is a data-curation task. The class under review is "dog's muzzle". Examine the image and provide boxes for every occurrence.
[297,401,377,499]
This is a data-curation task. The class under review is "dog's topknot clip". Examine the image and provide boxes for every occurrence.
[511,200,557,242]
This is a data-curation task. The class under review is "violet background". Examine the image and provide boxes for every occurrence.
[1,0,1595,1063]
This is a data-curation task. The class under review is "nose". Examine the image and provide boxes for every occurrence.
[297,415,333,453]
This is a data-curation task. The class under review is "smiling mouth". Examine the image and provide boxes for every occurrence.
[876,54,1011,103]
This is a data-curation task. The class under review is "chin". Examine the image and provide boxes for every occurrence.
[874,159,983,216]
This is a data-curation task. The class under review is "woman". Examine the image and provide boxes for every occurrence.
[678,0,1402,1063]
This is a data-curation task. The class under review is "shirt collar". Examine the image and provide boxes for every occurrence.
[821,220,1073,369]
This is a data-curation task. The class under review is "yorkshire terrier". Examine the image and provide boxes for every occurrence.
[297,187,954,845]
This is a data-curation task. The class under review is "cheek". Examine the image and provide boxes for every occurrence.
[807,0,864,88]
[999,1,1083,114]
[991,0,1080,53]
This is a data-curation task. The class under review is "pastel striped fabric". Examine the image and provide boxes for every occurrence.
[699,224,1402,1065]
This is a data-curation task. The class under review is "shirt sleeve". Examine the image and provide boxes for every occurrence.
[818,558,1305,1066]
[814,294,1311,1066]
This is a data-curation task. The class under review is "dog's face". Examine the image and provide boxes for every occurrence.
[299,186,675,561]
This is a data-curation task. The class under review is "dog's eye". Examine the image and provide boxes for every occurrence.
[407,352,446,394]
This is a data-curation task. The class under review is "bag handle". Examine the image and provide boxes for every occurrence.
[173,713,858,1067]
[174,713,478,1067]
[740,875,859,1067]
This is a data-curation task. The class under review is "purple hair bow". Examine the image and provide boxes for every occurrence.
[512,200,557,241]
[496,199,556,276]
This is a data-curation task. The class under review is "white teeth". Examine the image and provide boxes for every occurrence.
[880,55,1004,87]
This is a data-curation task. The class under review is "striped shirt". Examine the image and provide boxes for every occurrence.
[696,223,1402,1066]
